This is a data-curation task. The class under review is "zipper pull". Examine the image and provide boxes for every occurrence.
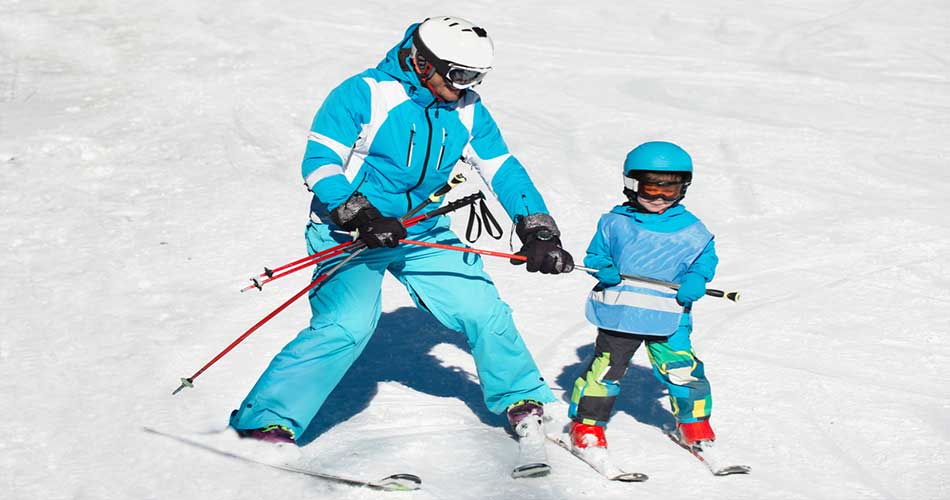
[406,124,416,168]
[437,130,447,170]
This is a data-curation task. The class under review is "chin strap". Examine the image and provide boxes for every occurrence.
[411,55,470,104]
[411,53,447,103]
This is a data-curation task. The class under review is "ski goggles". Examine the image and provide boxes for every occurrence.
[624,176,689,202]
[442,63,491,90]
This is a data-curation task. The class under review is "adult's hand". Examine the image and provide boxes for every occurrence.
[511,213,574,274]
[330,192,407,249]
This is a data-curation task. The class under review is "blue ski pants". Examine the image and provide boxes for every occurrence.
[230,219,556,438]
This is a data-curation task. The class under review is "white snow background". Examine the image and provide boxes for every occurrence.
[2,1,948,499]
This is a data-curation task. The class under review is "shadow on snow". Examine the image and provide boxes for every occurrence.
[298,306,507,445]
[296,307,675,445]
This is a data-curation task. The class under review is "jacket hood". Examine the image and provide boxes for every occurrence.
[609,203,699,231]
[376,23,435,106]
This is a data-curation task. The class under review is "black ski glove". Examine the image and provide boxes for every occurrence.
[330,192,407,249]
[511,213,574,274]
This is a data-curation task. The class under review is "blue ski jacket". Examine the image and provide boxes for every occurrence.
[302,23,550,234]
[583,204,718,336]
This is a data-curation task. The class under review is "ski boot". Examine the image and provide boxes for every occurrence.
[234,423,301,462]
[676,419,715,447]
[238,424,296,444]
[507,400,550,478]
[672,420,749,475]
[569,421,607,451]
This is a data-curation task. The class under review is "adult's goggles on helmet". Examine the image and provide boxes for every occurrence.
[623,175,690,202]
[442,63,490,89]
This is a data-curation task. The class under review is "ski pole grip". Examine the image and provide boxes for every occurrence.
[430,173,466,200]
[704,288,740,302]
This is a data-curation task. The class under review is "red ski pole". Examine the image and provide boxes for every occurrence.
[240,190,485,293]
[173,274,329,395]
[173,175,470,395]
[239,213,434,294]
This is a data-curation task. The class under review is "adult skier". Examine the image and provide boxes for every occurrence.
[228,16,574,458]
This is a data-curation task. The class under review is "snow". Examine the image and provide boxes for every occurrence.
[2,1,948,499]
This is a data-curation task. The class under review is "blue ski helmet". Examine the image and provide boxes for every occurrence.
[622,141,693,204]
[623,141,693,177]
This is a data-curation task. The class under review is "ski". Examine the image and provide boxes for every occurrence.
[666,432,750,476]
[144,427,421,491]
[510,413,552,478]
[546,434,648,482]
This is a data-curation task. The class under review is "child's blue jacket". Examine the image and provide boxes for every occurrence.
[583,203,717,336]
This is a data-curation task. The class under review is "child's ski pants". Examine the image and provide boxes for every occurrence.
[569,325,712,426]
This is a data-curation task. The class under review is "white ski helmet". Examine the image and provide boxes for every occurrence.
[411,16,493,89]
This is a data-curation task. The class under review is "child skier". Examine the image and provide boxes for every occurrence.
[568,141,721,458]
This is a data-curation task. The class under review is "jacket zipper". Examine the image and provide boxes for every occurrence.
[405,125,415,167]
[406,102,436,212]
[436,130,447,170]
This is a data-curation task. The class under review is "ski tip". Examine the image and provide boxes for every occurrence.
[372,473,422,491]
[714,465,751,476]
[611,472,649,482]
[511,463,552,479]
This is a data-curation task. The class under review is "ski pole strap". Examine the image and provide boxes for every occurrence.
[465,203,482,243]
[465,197,502,243]
[480,198,503,239]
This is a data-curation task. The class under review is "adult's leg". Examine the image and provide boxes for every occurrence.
[230,224,392,438]
[389,226,555,414]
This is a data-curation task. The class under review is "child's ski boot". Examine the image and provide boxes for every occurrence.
[672,420,750,476]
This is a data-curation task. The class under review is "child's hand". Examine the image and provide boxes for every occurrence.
[593,266,622,286]
[676,273,707,306]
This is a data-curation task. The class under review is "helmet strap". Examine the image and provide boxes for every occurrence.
[411,52,448,102]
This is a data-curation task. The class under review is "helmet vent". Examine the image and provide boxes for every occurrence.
[449,22,459,26]
[472,27,487,37]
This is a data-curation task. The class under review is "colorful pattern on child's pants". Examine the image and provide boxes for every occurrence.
[569,326,712,426]
[645,339,711,423]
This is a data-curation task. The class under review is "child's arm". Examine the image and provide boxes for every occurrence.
[677,239,719,305]
[583,217,622,286]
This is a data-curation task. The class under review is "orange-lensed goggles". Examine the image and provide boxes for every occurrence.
[638,181,685,201]
[624,175,689,202]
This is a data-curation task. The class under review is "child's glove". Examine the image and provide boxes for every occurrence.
[593,265,622,286]
[676,272,707,306]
